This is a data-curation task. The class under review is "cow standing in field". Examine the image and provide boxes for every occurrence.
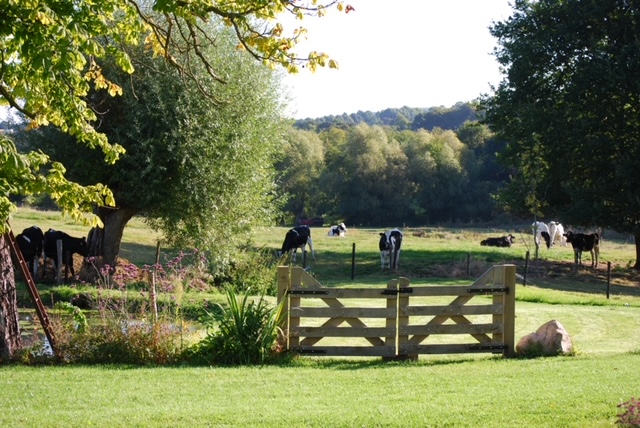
[43,229,89,281]
[277,226,316,263]
[16,226,44,277]
[548,221,567,247]
[328,223,347,237]
[379,229,403,270]
[532,221,552,249]
[563,231,599,268]
[480,234,515,247]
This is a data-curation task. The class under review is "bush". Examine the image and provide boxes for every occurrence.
[51,314,188,365]
[209,247,279,295]
[185,287,285,365]
[618,397,640,427]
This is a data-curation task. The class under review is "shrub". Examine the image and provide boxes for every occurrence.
[209,247,279,295]
[617,397,640,427]
[185,286,285,365]
[51,313,189,365]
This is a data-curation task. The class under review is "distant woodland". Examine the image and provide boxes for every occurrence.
[279,102,510,227]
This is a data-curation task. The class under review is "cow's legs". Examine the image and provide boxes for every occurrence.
[307,237,316,261]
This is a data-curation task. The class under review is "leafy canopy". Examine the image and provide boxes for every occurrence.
[483,0,640,231]
[0,0,349,232]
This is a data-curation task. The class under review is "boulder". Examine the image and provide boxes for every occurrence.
[516,319,573,357]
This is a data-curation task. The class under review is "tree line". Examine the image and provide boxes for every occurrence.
[293,102,479,133]
[277,119,509,227]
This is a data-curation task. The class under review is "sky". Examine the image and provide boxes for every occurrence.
[282,0,514,119]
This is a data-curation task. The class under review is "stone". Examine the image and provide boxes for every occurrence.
[516,319,573,357]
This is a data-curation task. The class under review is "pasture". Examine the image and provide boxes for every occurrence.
[5,208,640,426]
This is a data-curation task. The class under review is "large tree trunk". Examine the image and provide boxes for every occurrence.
[87,207,138,267]
[0,234,22,361]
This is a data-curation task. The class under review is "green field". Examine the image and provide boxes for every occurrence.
[5,208,640,427]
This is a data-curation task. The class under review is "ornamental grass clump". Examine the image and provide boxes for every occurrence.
[186,286,285,365]
[617,397,640,427]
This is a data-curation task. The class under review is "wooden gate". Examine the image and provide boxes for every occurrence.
[276,265,516,359]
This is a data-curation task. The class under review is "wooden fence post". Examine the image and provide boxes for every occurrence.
[351,243,356,280]
[56,239,63,285]
[500,264,517,358]
[277,266,290,351]
[523,251,529,286]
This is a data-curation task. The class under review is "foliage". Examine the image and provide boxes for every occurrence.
[51,316,186,365]
[482,0,640,265]
[16,26,287,265]
[276,121,507,225]
[617,397,640,428]
[0,135,114,233]
[186,287,284,365]
[209,246,280,296]
[53,302,88,333]
[1,0,350,240]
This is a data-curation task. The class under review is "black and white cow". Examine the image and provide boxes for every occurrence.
[532,221,552,249]
[16,226,44,276]
[43,229,89,280]
[328,223,347,237]
[379,228,403,270]
[480,234,515,247]
[563,231,599,268]
[277,226,316,263]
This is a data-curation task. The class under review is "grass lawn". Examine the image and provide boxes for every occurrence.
[5,208,640,427]
[1,353,639,427]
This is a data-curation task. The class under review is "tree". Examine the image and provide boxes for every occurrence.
[0,0,350,358]
[19,29,285,268]
[276,128,326,222]
[482,0,640,268]
[322,124,410,225]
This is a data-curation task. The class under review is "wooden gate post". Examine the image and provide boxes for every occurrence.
[277,266,290,351]
[383,279,397,361]
[493,264,516,358]
[398,277,415,361]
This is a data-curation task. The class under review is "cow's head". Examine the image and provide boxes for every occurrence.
[563,231,574,243]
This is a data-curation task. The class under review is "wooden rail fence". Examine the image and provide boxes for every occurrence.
[276,264,516,359]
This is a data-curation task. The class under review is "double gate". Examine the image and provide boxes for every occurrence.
[276,265,516,359]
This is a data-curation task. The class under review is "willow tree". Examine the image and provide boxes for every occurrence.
[19,29,286,268]
[0,0,349,359]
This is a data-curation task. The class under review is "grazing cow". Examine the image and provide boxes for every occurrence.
[563,231,599,268]
[480,234,515,247]
[16,226,44,276]
[379,229,403,270]
[328,223,347,237]
[43,229,89,280]
[277,226,316,263]
[532,221,551,249]
[548,221,567,247]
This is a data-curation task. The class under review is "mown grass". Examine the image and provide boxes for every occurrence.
[1,353,639,427]
[6,208,640,426]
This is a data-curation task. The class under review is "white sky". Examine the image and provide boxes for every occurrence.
[1,1,514,122]
[282,0,514,119]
